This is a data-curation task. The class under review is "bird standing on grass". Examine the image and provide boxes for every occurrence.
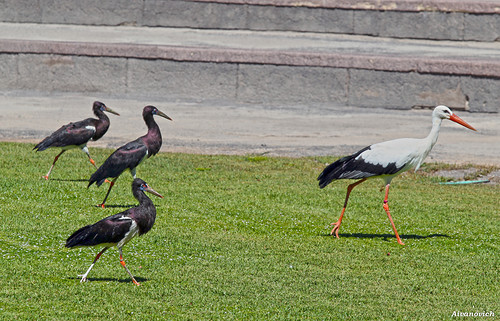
[88,105,172,208]
[318,105,476,245]
[66,178,163,286]
[33,101,119,180]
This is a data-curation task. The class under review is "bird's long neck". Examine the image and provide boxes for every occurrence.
[425,115,443,149]
[92,109,111,140]
[133,190,157,235]
[134,189,154,207]
[417,114,443,166]
[94,108,110,123]
[409,114,444,172]
[142,114,162,156]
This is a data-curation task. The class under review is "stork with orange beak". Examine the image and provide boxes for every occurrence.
[318,105,476,245]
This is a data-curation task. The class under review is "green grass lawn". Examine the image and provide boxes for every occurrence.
[0,142,498,320]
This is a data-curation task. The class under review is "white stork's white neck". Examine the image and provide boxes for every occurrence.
[419,112,444,164]
[426,113,443,146]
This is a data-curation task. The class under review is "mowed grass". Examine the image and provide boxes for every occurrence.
[0,142,498,320]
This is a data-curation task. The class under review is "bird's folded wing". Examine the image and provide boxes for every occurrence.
[52,120,96,147]
[66,213,134,247]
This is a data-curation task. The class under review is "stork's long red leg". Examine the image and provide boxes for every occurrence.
[43,150,65,180]
[99,178,117,208]
[119,248,140,286]
[331,178,367,238]
[79,247,109,282]
[81,146,98,169]
[382,184,405,245]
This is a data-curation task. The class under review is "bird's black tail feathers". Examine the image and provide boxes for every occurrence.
[65,224,96,248]
[317,155,352,188]
[33,138,53,152]
[88,166,107,187]
[317,147,370,188]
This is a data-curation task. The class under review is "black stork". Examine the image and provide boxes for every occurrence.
[318,105,476,245]
[88,105,172,208]
[33,101,119,180]
[66,178,163,286]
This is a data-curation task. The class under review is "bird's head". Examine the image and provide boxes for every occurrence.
[434,105,476,131]
[143,105,172,121]
[133,178,164,198]
[93,101,120,116]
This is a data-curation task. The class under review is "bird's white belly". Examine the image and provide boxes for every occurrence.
[117,217,139,248]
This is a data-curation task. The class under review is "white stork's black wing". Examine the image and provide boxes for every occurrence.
[318,141,412,188]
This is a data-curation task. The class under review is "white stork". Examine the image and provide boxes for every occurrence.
[318,105,476,245]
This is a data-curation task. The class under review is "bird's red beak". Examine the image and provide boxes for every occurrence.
[449,113,476,131]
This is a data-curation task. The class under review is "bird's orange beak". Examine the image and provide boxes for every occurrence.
[449,113,476,131]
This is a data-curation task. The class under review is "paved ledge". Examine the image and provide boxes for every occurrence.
[1,23,499,78]
[192,0,500,14]
[1,23,499,112]
[1,1,499,41]
[2,39,500,78]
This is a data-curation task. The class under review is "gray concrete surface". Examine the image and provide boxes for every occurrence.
[1,93,498,166]
[1,0,499,41]
[1,2,498,164]
[1,23,499,112]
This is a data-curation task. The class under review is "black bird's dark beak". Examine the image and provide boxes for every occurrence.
[105,106,120,116]
[144,185,164,198]
[156,110,172,121]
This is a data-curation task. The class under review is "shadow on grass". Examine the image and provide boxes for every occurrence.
[93,204,137,209]
[68,276,149,284]
[322,233,449,241]
[93,204,165,209]
[49,178,89,182]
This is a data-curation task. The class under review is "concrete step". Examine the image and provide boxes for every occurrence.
[1,22,499,112]
[1,0,499,41]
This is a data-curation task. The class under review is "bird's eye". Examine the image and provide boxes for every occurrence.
[153,108,158,115]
